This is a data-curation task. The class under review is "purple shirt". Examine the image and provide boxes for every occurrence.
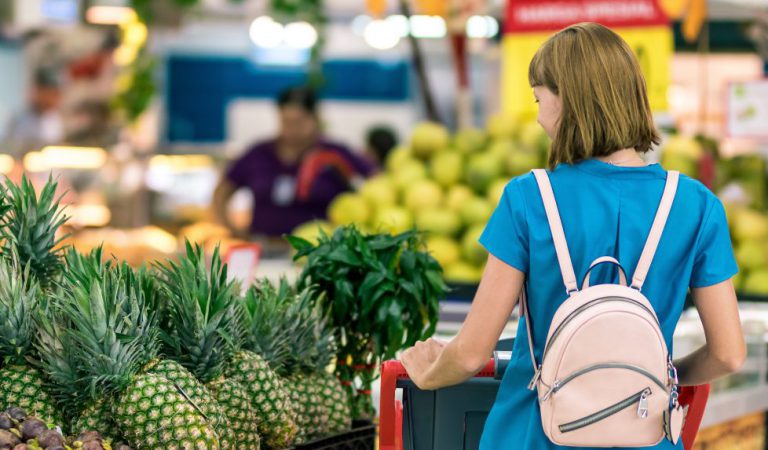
[226,138,374,236]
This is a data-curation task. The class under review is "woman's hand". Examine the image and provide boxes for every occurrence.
[399,255,524,391]
[400,338,447,390]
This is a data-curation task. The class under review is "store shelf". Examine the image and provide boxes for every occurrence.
[702,385,768,429]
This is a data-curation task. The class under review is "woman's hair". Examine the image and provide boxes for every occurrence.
[529,22,660,169]
[276,86,318,115]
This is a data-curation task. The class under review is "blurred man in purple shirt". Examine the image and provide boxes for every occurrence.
[213,87,374,251]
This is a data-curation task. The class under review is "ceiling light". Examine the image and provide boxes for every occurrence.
[249,16,284,49]
[364,19,401,50]
[284,21,318,49]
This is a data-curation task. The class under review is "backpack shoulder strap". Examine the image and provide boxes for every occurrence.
[532,169,578,295]
[631,170,680,291]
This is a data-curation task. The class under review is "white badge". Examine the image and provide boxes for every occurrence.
[272,175,297,206]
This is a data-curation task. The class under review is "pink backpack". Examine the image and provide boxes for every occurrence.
[523,169,687,447]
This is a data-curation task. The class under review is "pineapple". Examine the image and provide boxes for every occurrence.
[0,176,66,426]
[156,242,260,450]
[205,377,260,449]
[225,351,296,448]
[142,359,227,432]
[233,280,300,448]
[70,397,118,440]
[0,258,61,426]
[300,300,351,436]
[36,249,220,449]
[245,280,352,441]
[316,371,352,436]
[1,175,68,290]
[277,288,329,442]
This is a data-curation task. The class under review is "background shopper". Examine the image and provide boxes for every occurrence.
[213,86,373,252]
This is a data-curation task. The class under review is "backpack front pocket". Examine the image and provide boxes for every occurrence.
[539,363,668,447]
[541,363,666,402]
[559,388,651,433]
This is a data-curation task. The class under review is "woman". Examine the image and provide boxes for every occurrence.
[400,23,746,449]
[213,86,373,247]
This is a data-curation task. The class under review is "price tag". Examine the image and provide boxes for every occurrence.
[726,80,768,140]
[224,243,262,288]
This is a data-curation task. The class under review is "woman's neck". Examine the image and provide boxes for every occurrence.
[595,148,646,167]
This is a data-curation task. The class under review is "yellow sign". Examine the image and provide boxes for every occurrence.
[501,26,673,120]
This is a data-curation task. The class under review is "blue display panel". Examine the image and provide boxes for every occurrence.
[165,55,411,143]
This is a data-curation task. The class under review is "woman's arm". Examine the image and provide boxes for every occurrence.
[400,254,524,390]
[212,177,249,238]
[674,279,746,386]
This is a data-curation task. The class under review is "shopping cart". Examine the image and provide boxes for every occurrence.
[380,349,710,450]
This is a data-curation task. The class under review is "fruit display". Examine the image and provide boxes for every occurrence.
[660,134,704,179]
[661,134,768,296]
[727,206,768,295]
[0,175,397,449]
[300,117,550,284]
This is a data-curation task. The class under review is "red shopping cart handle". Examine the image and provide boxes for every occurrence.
[380,360,495,450]
[379,360,709,450]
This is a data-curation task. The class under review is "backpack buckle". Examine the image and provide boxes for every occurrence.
[668,360,679,386]
[528,365,542,391]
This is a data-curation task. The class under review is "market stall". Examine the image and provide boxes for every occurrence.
[0,0,768,449]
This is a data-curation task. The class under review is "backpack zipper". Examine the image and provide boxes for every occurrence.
[558,388,652,433]
[541,363,665,401]
[542,297,661,362]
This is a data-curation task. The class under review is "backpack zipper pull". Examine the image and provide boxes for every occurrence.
[528,365,542,391]
[637,388,651,419]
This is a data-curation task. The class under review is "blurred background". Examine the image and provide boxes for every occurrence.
[0,0,765,271]
[1,1,768,446]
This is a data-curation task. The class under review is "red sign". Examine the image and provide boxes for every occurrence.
[505,0,669,33]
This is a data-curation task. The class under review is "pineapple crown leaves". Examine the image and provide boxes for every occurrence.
[35,252,160,408]
[1,175,69,290]
[241,278,295,370]
[0,255,42,366]
[34,312,85,409]
[61,246,111,292]
[155,240,245,383]
[282,287,336,375]
[0,185,11,220]
[61,246,164,327]
[243,278,335,375]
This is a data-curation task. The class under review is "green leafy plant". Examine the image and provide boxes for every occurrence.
[288,225,446,419]
[111,50,156,125]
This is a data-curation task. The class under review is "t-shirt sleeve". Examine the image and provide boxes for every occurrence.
[690,198,739,288]
[479,179,529,273]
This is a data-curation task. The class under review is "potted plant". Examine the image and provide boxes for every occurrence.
[288,226,446,420]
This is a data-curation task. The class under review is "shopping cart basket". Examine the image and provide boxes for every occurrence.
[380,350,710,450]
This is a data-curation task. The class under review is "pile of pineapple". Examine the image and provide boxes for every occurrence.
[294,117,550,284]
[0,176,352,449]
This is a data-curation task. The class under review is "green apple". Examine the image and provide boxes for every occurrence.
[411,122,450,160]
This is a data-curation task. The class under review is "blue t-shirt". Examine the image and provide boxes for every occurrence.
[478,159,738,450]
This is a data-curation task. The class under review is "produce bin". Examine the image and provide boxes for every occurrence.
[290,420,376,450]
[380,350,710,450]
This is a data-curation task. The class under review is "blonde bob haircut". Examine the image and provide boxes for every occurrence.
[529,22,661,169]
